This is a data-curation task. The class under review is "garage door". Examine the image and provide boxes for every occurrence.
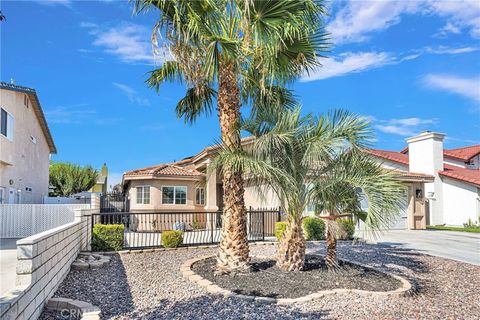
[388,201,408,229]
[359,192,408,230]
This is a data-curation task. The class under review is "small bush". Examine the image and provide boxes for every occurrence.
[463,218,480,229]
[338,219,355,240]
[92,224,124,251]
[275,221,288,241]
[162,230,184,248]
[303,217,325,240]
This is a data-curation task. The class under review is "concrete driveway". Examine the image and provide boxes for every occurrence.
[0,238,18,296]
[361,229,480,265]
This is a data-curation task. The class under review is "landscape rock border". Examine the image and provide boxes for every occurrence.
[46,297,101,319]
[181,254,413,305]
[71,252,111,271]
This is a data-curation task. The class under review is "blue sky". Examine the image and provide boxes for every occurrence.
[1,0,480,188]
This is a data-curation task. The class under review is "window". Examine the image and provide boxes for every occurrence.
[30,136,36,144]
[162,186,187,205]
[136,186,150,204]
[0,187,4,204]
[196,187,205,205]
[0,108,13,140]
[24,95,29,108]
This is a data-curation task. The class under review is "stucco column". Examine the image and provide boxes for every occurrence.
[205,162,219,230]
[205,162,218,212]
[406,131,445,225]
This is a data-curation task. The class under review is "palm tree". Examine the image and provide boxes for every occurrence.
[312,150,406,269]
[211,108,378,271]
[134,0,329,273]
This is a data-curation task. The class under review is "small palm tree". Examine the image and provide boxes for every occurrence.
[312,150,406,269]
[211,108,378,271]
[134,0,329,273]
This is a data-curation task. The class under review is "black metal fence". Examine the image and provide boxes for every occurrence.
[100,192,128,213]
[91,208,283,249]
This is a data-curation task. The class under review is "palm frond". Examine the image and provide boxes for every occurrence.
[176,85,217,124]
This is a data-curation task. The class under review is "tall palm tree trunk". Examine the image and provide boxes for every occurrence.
[325,222,338,270]
[216,62,250,274]
[276,216,306,271]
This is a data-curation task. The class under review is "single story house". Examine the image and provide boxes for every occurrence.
[123,132,470,230]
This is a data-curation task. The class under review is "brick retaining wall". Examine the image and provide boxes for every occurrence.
[0,209,94,320]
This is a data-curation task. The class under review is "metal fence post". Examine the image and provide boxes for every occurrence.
[262,210,265,241]
[210,212,214,244]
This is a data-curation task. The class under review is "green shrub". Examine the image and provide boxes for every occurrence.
[338,219,355,240]
[92,224,124,251]
[162,230,184,248]
[275,221,288,241]
[303,217,325,240]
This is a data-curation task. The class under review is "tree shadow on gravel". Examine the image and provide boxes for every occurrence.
[39,253,136,319]
[137,295,332,320]
[306,242,432,295]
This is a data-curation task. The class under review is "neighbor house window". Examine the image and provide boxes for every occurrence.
[162,186,187,205]
[136,186,150,204]
[1,108,13,140]
[196,187,205,205]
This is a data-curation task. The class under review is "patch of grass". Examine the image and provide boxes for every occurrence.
[427,225,480,233]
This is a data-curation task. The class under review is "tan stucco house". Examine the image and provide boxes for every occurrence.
[122,135,435,230]
[0,82,56,204]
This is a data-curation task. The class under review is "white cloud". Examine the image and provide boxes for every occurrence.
[422,74,480,103]
[389,118,436,126]
[32,0,71,6]
[79,21,98,29]
[301,51,394,81]
[374,125,416,137]
[328,0,480,45]
[427,0,480,39]
[45,103,122,125]
[327,1,421,44]
[44,104,96,124]
[301,45,478,82]
[373,117,438,137]
[113,82,150,106]
[81,22,171,64]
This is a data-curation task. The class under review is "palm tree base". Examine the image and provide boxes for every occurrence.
[276,220,306,272]
[325,227,339,271]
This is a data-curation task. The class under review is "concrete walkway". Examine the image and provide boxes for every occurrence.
[0,238,18,296]
[361,229,480,265]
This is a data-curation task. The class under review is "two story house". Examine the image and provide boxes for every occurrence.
[0,82,56,204]
[366,131,480,227]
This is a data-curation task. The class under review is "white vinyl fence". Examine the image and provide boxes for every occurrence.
[0,204,90,238]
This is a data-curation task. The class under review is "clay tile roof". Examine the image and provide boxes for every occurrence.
[398,145,480,161]
[363,149,409,165]
[443,145,480,161]
[439,165,480,187]
[392,170,434,181]
[125,163,203,177]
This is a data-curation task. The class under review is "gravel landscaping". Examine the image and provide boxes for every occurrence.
[192,255,402,298]
[39,242,480,319]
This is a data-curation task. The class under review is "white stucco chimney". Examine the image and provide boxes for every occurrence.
[406,131,445,225]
